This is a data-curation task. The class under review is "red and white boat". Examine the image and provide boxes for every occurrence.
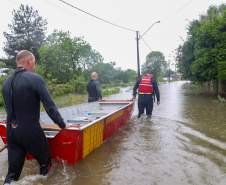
[0,100,134,165]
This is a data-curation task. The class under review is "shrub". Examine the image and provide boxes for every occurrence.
[102,87,120,96]
[48,82,74,97]
[70,75,87,94]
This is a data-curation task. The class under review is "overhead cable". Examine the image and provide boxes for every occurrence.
[58,0,136,32]
[141,37,152,51]
[161,0,194,22]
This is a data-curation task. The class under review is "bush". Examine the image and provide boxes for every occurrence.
[48,82,74,97]
[70,75,87,94]
[102,87,120,96]
[46,74,87,97]
[73,80,86,94]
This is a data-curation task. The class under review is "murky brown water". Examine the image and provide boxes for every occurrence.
[1,81,226,185]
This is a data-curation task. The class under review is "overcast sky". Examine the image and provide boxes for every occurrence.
[0,0,225,70]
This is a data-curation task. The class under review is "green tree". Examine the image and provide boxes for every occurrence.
[92,62,116,83]
[115,68,136,83]
[79,44,103,72]
[176,4,226,83]
[176,36,195,80]
[91,62,136,84]
[39,30,102,83]
[142,51,167,80]
[0,59,7,68]
[4,4,47,67]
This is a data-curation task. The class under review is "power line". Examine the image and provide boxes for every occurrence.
[58,0,136,33]
[138,0,194,55]
[161,0,194,23]
[176,0,193,14]
[141,37,152,51]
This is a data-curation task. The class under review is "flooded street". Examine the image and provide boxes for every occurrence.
[1,81,226,185]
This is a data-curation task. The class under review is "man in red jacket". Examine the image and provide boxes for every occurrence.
[133,71,160,118]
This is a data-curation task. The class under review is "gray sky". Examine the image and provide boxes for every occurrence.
[0,0,225,70]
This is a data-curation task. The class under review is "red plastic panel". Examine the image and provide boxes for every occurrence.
[103,105,133,140]
[0,121,7,144]
[48,129,83,165]
[0,123,83,165]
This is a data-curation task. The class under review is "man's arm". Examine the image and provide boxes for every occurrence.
[2,78,13,118]
[153,80,160,104]
[95,81,102,100]
[34,76,66,128]
[133,79,140,98]
[86,83,89,93]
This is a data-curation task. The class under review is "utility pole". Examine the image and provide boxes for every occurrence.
[136,31,141,78]
[168,60,171,82]
[135,21,160,78]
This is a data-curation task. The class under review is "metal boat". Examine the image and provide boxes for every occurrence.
[0,100,134,165]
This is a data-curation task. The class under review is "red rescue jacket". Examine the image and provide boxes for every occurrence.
[138,73,153,94]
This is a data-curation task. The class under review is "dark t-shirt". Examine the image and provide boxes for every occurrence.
[87,80,102,102]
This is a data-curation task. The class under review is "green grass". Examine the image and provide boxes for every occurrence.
[54,93,87,108]
[54,87,121,108]
[102,87,120,96]
[182,82,205,95]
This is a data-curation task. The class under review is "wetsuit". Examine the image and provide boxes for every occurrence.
[2,68,66,184]
[133,77,160,118]
[87,80,102,102]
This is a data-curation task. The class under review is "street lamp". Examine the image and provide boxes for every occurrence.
[141,20,161,38]
[136,21,160,77]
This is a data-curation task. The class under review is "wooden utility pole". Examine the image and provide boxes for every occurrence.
[136,31,141,77]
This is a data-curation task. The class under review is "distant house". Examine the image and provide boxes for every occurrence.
[171,73,182,81]
[163,73,182,82]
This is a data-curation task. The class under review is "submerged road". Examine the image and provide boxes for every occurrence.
[1,81,226,185]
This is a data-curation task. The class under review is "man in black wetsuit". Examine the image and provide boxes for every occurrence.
[87,72,102,102]
[133,70,160,118]
[2,50,66,184]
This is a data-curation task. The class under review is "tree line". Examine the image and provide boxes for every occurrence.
[176,4,226,96]
[0,4,171,106]
[0,4,136,99]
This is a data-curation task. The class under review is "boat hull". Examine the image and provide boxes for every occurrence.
[0,100,134,165]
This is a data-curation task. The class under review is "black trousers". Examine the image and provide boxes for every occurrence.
[138,94,153,117]
[4,124,51,184]
[88,97,98,102]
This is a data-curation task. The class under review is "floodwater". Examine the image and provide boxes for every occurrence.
[1,81,226,185]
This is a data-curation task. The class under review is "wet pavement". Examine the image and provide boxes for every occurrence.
[1,81,226,185]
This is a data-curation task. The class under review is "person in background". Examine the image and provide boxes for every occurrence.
[2,50,66,184]
[133,68,160,118]
[87,72,102,102]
